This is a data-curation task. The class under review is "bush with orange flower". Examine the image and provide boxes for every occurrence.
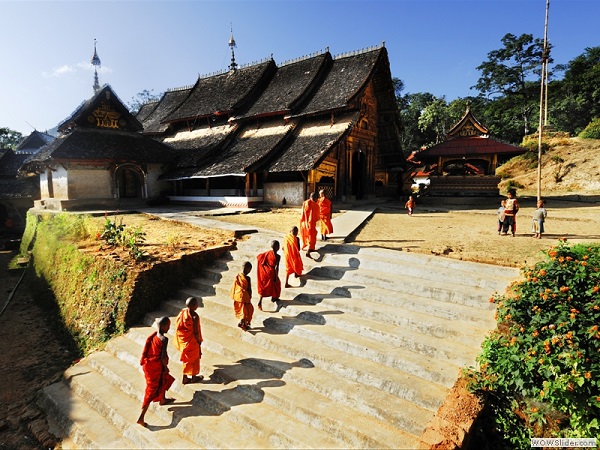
[466,241,600,447]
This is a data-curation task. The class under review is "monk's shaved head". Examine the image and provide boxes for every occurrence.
[271,240,280,252]
[310,192,317,201]
[242,261,252,271]
[290,226,298,234]
[186,297,198,308]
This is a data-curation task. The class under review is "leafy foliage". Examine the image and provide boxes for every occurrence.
[473,33,547,137]
[99,216,147,261]
[128,89,162,115]
[466,241,600,446]
[0,127,24,149]
[579,117,600,139]
[549,47,600,135]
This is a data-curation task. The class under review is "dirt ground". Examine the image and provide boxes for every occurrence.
[213,193,600,268]
[1,196,599,448]
[0,217,233,450]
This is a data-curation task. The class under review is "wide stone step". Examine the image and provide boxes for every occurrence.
[189,274,491,347]
[62,362,198,449]
[139,304,451,411]
[81,349,257,449]
[319,243,520,280]
[102,336,339,448]
[166,289,480,371]
[105,332,426,448]
[126,324,437,440]
[39,382,137,449]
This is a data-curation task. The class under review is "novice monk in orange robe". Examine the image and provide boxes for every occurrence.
[256,240,281,311]
[174,297,203,385]
[318,189,333,241]
[231,261,253,331]
[300,192,320,256]
[283,226,303,288]
[137,316,175,426]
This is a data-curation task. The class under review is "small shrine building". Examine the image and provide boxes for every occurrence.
[410,107,525,196]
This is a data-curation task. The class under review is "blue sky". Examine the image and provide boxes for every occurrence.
[1,0,597,136]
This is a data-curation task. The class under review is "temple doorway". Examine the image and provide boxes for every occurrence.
[352,151,366,199]
[115,165,145,199]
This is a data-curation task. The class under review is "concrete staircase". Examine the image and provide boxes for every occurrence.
[40,231,518,449]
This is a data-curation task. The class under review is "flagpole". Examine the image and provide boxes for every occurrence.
[537,0,550,202]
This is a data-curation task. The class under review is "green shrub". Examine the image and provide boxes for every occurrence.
[579,118,600,139]
[505,179,525,190]
[466,241,600,447]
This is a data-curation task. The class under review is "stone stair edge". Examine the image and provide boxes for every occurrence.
[104,330,429,445]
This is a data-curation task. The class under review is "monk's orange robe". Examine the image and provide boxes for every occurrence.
[300,199,319,250]
[174,308,202,377]
[283,232,303,277]
[140,331,174,407]
[318,197,333,235]
[231,272,253,324]
[257,249,281,299]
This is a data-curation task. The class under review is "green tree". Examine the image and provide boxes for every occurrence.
[0,127,23,149]
[549,46,600,135]
[128,89,162,115]
[473,33,547,138]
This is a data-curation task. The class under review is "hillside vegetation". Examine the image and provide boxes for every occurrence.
[497,136,600,195]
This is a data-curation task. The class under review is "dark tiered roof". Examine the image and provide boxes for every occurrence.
[135,101,159,123]
[22,128,175,172]
[265,112,358,172]
[0,149,39,199]
[15,130,55,154]
[140,88,192,134]
[161,120,294,180]
[416,136,524,158]
[58,85,143,133]
[164,60,276,123]
[238,53,330,119]
[296,48,382,117]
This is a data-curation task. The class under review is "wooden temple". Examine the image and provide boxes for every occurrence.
[409,107,525,196]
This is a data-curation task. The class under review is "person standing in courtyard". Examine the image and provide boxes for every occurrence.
[532,199,547,239]
[231,261,253,331]
[257,240,281,311]
[405,195,416,216]
[137,316,175,427]
[174,297,203,385]
[283,226,304,288]
[318,189,333,241]
[501,189,520,236]
[300,192,320,256]
[497,199,506,235]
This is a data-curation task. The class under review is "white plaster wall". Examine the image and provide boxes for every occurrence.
[264,182,304,206]
[39,172,50,198]
[146,164,171,198]
[67,169,112,199]
[52,166,69,199]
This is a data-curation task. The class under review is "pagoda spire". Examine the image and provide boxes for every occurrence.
[228,24,238,72]
[91,38,102,93]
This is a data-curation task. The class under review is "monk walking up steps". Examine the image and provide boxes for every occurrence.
[231,261,253,331]
[137,316,175,427]
[300,192,320,257]
[284,226,303,288]
[174,297,203,385]
[257,240,281,311]
[318,189,333,240]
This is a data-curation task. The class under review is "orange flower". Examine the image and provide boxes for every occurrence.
[582,261,588,266]
[585,372,592,379]
[560,286,570,293]
[533,330,539,337]
[592,286,599,293]
[539,269,547,276]
[531,407,539,413]
[540,390,545,398]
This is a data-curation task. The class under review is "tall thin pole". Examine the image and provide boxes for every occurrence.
[537,0,550,202]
